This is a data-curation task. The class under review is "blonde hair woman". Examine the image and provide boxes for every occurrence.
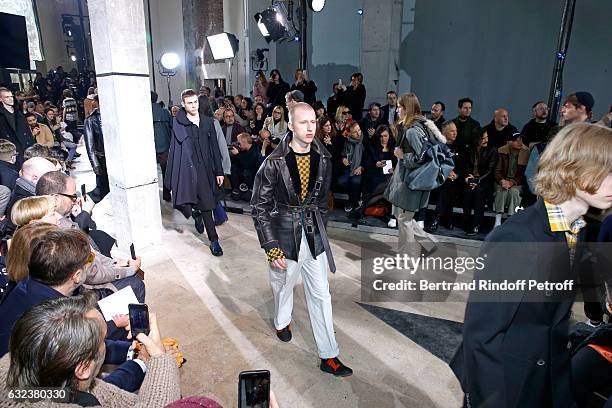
[383,93,446,256]
[10,195,61,227]
[263,105,288,138]
[451,123,612,407]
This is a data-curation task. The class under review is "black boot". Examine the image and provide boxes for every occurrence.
[425,214,439,233]
[192,209,205,234]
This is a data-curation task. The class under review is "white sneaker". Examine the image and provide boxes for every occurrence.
[388,218,397,228]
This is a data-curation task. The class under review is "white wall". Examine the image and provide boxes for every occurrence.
[144,0,186,107]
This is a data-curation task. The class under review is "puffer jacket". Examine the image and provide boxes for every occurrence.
[251,132,336,271]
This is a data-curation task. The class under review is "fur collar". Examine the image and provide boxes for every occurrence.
[421,118,447,144]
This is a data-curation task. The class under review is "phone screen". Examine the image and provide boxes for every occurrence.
[130,243,136,260]
[81,184,86,201]
[238,370,270,408]
[128,303,150,337]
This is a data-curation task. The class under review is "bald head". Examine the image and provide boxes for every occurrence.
[288,102,315,124]
[493,108,509,128]
[20,157,56,185]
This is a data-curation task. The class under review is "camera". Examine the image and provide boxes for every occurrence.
[271,137,281,145]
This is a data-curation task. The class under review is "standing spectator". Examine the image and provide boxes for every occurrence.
[521,101,557,148]
[151,91,172,202]
[266,69,290,111]
[229,133,260,201]
[165,89,225,256]
[250,103,267,136]
[337,122,365,212]
[290,69,317,105]
[428,101,446,130]
[384,93,444,257]
[0,87,34,168]
[61,89,79,134]
[252,71,268,104]
[482,108,518,149]
[427,121,461,232]
[263,105,288,139]
[198,86,218,117]
[221,108,245,145]
[326,83,340,119]
[452,97,481,155]
[84,96,109,202]
[25,113,54,147]
[493,132,530,227]
[83,86,97,118]
[313,101,326,119]
[461,130,497,236]
[0,140,18,190]
[381,91,398,125]
[337,73,366,121]
[360,103,385,147]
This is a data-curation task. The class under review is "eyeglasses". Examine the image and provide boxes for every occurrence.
[342,111,350,115]
[56,192,78,201]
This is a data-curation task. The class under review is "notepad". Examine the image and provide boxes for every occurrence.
[383,160,393,174]
[97,286,139,321]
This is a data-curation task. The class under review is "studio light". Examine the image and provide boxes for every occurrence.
[254,3,295,43]
[357,8,364,15]
[206,32,239,60]
[160,52,180,71]
[308,0,325,12]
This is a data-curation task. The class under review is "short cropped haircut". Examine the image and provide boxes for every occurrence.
[36,170,70,196]
[24,144,51,160]
[433,101,446,111]
[532,100,546,109]
[28,229,91,287]
[237,132,253,144]
[181,89,198,101]
[24,112,36,120]
[0,139,16,161]
[458,97,473,108]
[7,292,103,389]
[535,123,612,204]
[286,90,304,103]
[441,120,455,133]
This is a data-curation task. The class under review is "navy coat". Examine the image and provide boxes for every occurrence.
[165,109,224,217]
[0,278,144,392]
[450,200,589,407]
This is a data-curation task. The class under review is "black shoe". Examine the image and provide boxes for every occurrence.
[192,210,204,234]
[74,152,81,158]
[209,240,223,256]
[466,226,479,237]
[320,357,353,377]
[276,324,292,342]
[230,189,240,201]
[425,217,439,233]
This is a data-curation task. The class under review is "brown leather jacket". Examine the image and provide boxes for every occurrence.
[495,144,530,187]
[251,132,336,271]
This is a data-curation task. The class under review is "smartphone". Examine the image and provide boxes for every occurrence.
[81,184,86,201]
[128,303,150,337]
[238,370,270,408]
[129,243,136,260]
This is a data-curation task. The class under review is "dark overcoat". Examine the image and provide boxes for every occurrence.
[165,109,223,217]
[450,199,590,408]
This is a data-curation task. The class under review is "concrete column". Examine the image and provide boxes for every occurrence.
[361,0,403,103]
[88,0,162,252]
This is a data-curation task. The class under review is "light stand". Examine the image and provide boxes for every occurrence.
[158,52,180,106]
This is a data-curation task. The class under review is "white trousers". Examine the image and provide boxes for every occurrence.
[268,231,340,359]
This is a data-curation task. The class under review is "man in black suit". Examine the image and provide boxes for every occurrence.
[450,123,612,407]
[0,87,34,168]
[381,91,398,125]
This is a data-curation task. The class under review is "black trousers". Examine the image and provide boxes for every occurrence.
[463,184,488,229]
[194,208,218,242]
[572,345,612,406]
[156,151,171,200]
[436,180,461,222]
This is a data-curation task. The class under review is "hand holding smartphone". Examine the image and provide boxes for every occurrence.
[128,303,150,338]
[81,184,87,201]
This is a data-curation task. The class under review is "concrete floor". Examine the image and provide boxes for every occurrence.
[70,144,465,407]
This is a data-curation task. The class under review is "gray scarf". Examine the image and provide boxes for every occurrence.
[343,135,364,174]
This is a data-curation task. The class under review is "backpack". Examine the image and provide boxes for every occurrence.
[402,120,455,191]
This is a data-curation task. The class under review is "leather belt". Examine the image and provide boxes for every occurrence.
[276,203,336,273]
